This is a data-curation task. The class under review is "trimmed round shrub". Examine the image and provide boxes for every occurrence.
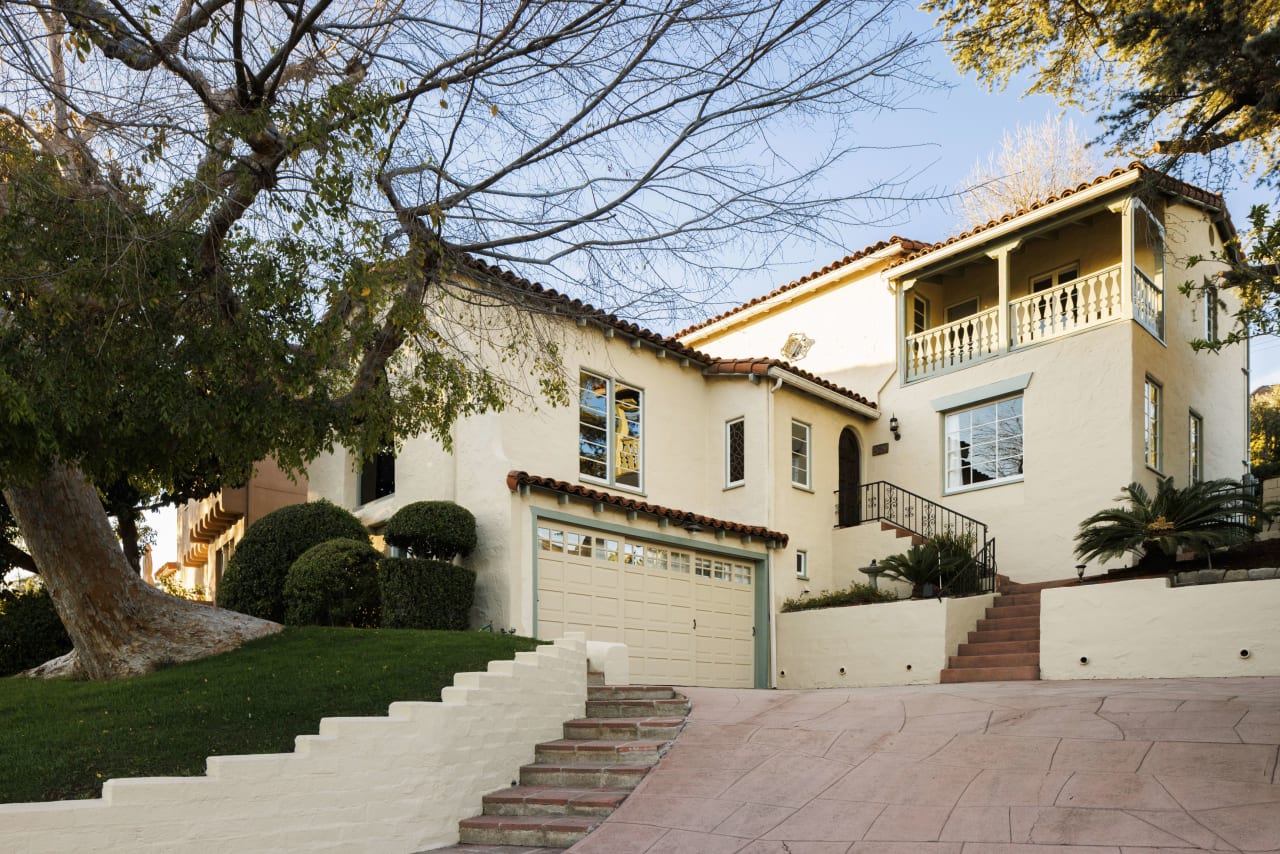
[379,557,475,630]
[217,500,368,622]
[0,581,72,676]
[383,501,477,560]
[284,539,382,627]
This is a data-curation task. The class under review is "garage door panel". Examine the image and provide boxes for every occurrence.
[537,523,755,688]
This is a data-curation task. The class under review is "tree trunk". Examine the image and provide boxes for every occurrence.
[3,462,281,679]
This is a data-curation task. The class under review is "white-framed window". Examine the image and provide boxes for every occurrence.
[1205,284,1219,342]
[946,297,979,323]
[795,550,808,579]
[1144,376,1163,471]
[791,420,811,488]
[912,295,930,334]
[579,370,643,490]
[944,395,1023,492]
[1189,410,1204,484]
[1029,263,1079,294]
[726,418,745,487]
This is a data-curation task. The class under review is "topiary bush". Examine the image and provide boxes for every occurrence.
[0,580,72,676]
[217,500,368,622]
[379,557,475,630]
[383,501,477,560]
[283,538,383,628]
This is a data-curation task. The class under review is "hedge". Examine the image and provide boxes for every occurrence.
[379,557,475,630]
[284,539,383,628]
[217,500,368,622]
[383,501,477,560]
[0,581,72,676]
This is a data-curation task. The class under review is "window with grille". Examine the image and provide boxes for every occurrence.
[726,418,745,487]
[791,420,811,488]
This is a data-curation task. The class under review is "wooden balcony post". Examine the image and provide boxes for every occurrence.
[1110,199,1133,319]
[985,240,1021,353]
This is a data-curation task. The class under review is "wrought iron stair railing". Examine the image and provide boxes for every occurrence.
[841,481,998,594]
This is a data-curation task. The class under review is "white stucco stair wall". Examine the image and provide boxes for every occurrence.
[0,634,621,854]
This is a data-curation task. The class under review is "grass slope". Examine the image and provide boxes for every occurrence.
[0,627,540,804]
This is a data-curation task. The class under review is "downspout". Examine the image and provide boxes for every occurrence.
[766,372,779,688]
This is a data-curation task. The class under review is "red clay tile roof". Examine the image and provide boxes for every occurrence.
[506,471,789,546]
[891,163,1232,268]
[704,358,877,410]
[462,256,713,364]
[675,236,927,338]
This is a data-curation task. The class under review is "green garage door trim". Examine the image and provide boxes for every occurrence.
[531,507,771,689]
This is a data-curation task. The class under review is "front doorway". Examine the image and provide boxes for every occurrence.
[838,428,861,527]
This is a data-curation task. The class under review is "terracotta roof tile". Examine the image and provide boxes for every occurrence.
[506,471,788,545]
[704,357,877,410]
[675,236,927,338]
[461,256,714,364]
[891,163,1231,268]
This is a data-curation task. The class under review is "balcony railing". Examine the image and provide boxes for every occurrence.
[1009,265,1122,345]
[906,263,1162,382]
[904,305,1000,381]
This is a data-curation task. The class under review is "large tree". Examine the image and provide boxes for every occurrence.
[0,1,932,677]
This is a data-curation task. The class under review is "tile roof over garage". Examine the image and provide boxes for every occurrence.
[506,471,789,546]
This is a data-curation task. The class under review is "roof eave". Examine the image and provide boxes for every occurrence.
[765,367,880,419]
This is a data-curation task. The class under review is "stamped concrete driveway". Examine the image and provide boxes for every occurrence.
[569,677,1280,854]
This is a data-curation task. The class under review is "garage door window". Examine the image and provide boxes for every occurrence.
[579,370,643,490]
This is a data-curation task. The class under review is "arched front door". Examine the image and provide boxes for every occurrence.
[838,428,861,527]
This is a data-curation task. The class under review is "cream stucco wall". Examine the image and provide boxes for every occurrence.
[1041,578,1280,680]
[775,593,993,688]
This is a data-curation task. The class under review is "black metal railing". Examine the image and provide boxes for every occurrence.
[837,481,998,594]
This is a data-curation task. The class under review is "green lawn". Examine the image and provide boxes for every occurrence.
[0,627,540,804]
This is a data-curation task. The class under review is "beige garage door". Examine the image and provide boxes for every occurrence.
[535,522,756,688]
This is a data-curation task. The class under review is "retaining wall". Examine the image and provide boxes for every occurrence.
[0,635,605,854]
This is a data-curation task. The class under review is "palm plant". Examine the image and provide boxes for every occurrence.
[879,540,977,598]
[1075,477,1261,566]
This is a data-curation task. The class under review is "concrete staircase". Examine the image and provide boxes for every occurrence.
[436,672,688,851]
[940,577,1077,683]
[880,521,926,546]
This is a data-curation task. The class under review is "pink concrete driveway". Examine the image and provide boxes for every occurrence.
[570,677,1280,853]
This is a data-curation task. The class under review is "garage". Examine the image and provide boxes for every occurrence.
[534,520,761,688]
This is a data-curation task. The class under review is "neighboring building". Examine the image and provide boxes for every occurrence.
[172,460,308,600]
[307,164,1249,688]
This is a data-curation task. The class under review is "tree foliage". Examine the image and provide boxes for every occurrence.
[1074,477,1260,566]
[1251,385,1280,478]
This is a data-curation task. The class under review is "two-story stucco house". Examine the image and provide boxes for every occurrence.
[303,163,1247,688]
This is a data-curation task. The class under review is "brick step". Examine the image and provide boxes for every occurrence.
[534,738,668,766]
[482,785,632,817]
[966,627,1039,644]
[458,814,599,848]
[585,698,690,718]
[984,604,1039,620]
[975,615,1038,632]
[957,639,1038,656]
[519,762,652,789]
[1002,578,1079,592]
[564,717,684,741]
[947,652,1040,669]
[587,685,678,701]
[940,665,1040,683]
[587,670,606,687]
[993,593,1040,608]
[880,522,926,544]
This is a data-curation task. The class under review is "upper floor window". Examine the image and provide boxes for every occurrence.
[944,396,1023,493]
[1204,285,1219,342]
[1144,377,1163,471]
[726,418,745,487]
[912,295,930,334]
[579,370,643,490]
[359,450,396,505]
[946,297,979,323]
[1189,411,1204,484]
[791,420,811,488]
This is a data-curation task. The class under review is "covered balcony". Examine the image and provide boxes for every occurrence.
[899,198,1166,382]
